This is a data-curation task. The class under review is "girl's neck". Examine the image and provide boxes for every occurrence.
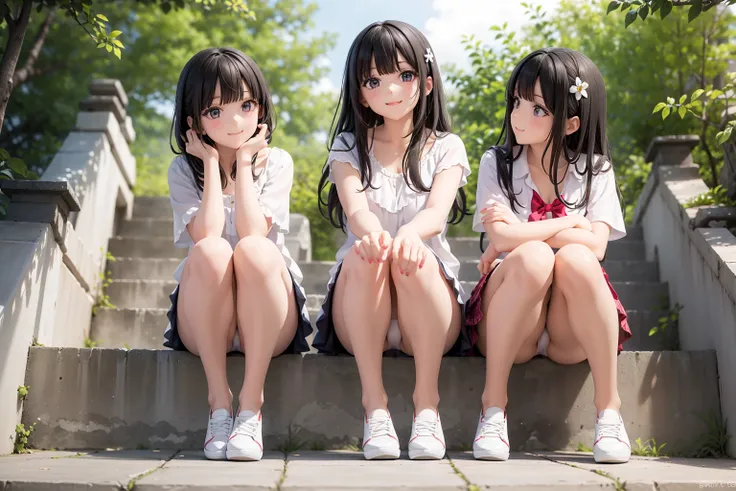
[526,141,568,175]
[217,145,237,169]
[375,113,415,148]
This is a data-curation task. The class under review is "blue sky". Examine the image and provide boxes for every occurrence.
[308,0,564,91]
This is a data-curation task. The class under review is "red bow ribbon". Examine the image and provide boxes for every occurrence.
[528,190,567,222]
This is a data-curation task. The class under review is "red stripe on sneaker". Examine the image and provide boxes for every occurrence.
[433,435,446,448]
[205,436,215,447]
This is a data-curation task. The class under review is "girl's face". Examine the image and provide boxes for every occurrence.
[360,52,432,121]
[197,80,260,149]
[510,79,553,146]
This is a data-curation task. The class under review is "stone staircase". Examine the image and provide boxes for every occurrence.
[91,196,677,352]
[21,196,718,455]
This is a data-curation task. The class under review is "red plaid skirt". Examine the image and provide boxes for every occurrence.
[465,264,632,353]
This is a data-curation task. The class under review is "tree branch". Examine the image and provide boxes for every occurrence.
[13,10,56,87]
[0,0,33,134]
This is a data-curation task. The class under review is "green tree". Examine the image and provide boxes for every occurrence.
[606,0,736,27]
[0,0,253,134]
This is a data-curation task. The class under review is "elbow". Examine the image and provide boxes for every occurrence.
[487,234,515,253]
[595,243,608,262]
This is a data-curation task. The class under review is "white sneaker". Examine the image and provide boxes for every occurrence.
[594,409,631,463]
[204,408,233,460]
[473,407,510,461]
[362,409,400,460]
[408,409,446,460]
[226,409,263,461]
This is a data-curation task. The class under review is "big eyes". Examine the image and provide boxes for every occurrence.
[362,71,417,89]
[203,100,257,119]
[512,97,549,117]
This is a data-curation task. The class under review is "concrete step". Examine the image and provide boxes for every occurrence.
[108,236,647,262]
[106,257,660,285]
[21,348,719,454]
[107,279,669,312]
[132,196,171,219]
[1,450,733,490]
[119,217,173,238]
[90,307,678,351]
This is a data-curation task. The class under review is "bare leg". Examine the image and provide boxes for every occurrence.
[392,251,461,413]
[232,236,299,413]
[476,241,555,410]
[332,249,392,413]
[546,244,621,413]
[176,236,237,412]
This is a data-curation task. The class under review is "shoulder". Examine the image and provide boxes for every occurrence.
[268,147,293,169]
[168,155,193,180]
[331,132,356,152]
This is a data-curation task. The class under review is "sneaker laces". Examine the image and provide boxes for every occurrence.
[414,418,438,437]
[480,417,505,438]
[208,415,232,437]
[232,415,259,439]
[368,416,393,438]
[597,420,622,440]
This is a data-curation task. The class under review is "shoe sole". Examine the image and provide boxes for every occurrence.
[473,448,510,461]
[364,448,401,460]
[408,448,445,460]
[593,450,630,464]
[226,450,263,461]
[204,449,227,460]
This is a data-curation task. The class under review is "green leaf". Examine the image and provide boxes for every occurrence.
[110,30,122,38]
[662,106,671,119]
[678,105,686,119]
[679,94,687,104]
[649,327,658,336]
[96,14,109,22]
[113,47,121,59]
[653,102,667,113]
[607,0,622,14]
[112,40,124,48]
[625,9,638,27]
[688,4,702,22]
[660,0,673,18]
[0,169,12,178]
[0,148,10,161]
[691,89,705,101]
[651,0,663,12]
[667,96,675,104]
[8,158,26,174]
[709,89,724,100]
[639,5,649,20]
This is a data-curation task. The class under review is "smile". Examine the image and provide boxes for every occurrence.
[385,100,403,106]
[513,126,525,133]
[228,130,244,136]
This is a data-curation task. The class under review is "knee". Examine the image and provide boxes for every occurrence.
[233,236,282,280]
[341,249,390,284]
[188,236,233,279]
[554,244,600,288]
[506,241,555,290]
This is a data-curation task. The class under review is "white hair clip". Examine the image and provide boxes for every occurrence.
[569,77,589,100]
[424,48,434,65]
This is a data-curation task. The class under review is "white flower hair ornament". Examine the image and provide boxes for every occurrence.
[570,77,589,101]
[424,48,434,65]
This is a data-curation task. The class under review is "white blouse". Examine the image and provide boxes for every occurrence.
[167,147,304,286]
[328,131,472,283]
[472,145,626,244]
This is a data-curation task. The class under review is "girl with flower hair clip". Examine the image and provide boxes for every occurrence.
[314,20,472,461]
[466,48,632,463]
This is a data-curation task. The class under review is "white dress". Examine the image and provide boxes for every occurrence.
[313,132,472,354]
[163,147,312,353]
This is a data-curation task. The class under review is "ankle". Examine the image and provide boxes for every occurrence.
[362,394,389,415]
[594,397,622,415]
[412,393,440,414]
[480,392,507,412]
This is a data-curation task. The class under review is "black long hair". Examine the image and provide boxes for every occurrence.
[170,47,276,192]
[493,47,612,213]
[318,20,467,230]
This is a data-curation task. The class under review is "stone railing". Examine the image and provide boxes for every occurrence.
[0,79,135,454]
[634,135,736,457]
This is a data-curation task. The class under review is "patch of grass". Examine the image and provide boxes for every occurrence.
[307,441,325,451]
[448,457,478,491]
[31,338,44,347]
[17,385,29,400]
[649,302,683,337]
[684,185,736,209]
[92,252,116,316]
[277,426,304,454]
[336,443,361,452]
[683,412,730,458]
[576,442,593,453]
[592,469,625,491]
[13,423,36,454]
[631,437,667,457]
[135,443,149,450]
[84,338,98,348]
